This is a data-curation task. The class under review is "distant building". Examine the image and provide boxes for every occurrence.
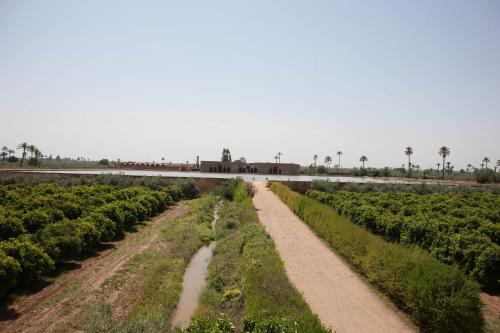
[200,160,300,175]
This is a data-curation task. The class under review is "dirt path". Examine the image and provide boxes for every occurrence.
[0,203,188,333]
[252,182,415,333]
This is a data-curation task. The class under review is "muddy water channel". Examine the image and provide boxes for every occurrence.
[171,204,220,329]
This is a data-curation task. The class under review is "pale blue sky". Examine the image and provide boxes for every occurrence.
[1,0,499,168]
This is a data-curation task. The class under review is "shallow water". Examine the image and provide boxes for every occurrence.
[20,169,421,184]
[170,205,220,329]
[170,242,216,329]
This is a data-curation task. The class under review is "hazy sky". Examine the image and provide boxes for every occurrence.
[1,0,499,169]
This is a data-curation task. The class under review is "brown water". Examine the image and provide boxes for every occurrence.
[170,205,219,329]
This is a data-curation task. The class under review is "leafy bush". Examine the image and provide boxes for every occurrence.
[22,209,51,233]
[306,189,500,288]
[0,237,54,284]
[177,179,200,199]
[0,215,25,240]
[271,182,483,333]
[215,179,240,201]
[0,180,186,298]
[36,220,86,261]
[0,250,21,298]
[97,203,125,239]
[474,168,499,183]
[84,213,117,242]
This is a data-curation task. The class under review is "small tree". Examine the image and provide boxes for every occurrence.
[438,146,450,179]
[221,148,232,162]
[1,146,7,161]
[360,155,368,168]
[482,157,490,169]
[405,147,413,171]
[336,151,343,169]
[324,156,332,172]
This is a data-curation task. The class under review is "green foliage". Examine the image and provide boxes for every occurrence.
[270,182,483,333]
[0,215,25,240]
[199,183,329,333]
[0,237,54,284]
[98,159,110,166]
[178,179,201,199]
[474,168,499,183]
[305,189,500,289]
[22,209,51,233]
[0,250,21,298]
[0,180,187,298]
[214,178,241,201]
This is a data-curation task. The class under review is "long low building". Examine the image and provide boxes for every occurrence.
[200,160,300,175]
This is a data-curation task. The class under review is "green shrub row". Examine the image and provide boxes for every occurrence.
[270,182,483,333]
[305,189,500,288]
[0,182,186,298]
[198,181,329,333]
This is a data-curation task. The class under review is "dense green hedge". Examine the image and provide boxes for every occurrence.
[0,182,184,298]
[270,182,483,333]
[306,189,500,289]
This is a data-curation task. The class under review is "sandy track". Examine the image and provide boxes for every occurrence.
[252,182,415,333]
[0,203,188,333]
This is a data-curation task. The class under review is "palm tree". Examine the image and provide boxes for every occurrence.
[466,164,473,172]
[415,165,420,172]
[436,163,440,172]
[1,146,7,161]
[404,147,413,171]
[274,155,279,163]
[482,157,490,169]
[438,146,450,179]
[446,161,451,173]
[336,151,343,169]
[480,163,484,169]
[313,154,318,167]
[34,148,42,167]
[277,152,283,164]
[28,144,36,160]
[324,156,332,172]
[360,155,368,168]
[17,142,29,166]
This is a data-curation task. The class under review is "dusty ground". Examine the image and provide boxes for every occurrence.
[0,203,188,333]
[252,182,415,333]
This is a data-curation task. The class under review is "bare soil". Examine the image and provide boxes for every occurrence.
[0,203,188,333]
[252,182,416,333]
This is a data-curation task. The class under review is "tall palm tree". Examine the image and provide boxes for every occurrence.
[360,155,368,168]
[438,146,450,179]
[17,142,29,166]
[336,151,343,169]
[466,164,473,173]
[324,156,332,172]
[1,146,7,161]
[34,148,42,167]
[436,163,440,171]
[277,152,283,164]
[313,154,318,167]
[28,144,36,160]
[482,157,490,169]
[446,161,451,173]
[405,147,413,171]
[274,155,279,163]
